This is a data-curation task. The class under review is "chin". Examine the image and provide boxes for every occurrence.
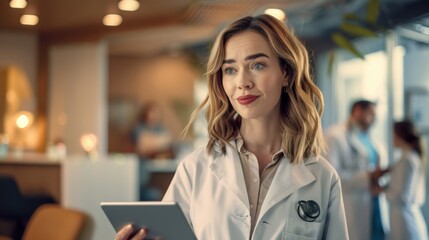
[236,111,262,120]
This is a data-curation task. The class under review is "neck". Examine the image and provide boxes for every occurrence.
[239,118,283,155]
[399,142,412,152]
[349,118,368,133]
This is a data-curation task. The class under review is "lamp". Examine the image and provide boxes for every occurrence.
[80,133,98,159]
[16,111,33,129]
[14,111,34,157]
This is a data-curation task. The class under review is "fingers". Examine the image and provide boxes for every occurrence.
[115,224,137,240]
[131,228,147,240]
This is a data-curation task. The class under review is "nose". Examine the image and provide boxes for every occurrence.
[237,71,253,90]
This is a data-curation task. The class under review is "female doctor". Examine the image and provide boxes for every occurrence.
[374,120,428,240]
[116,14,349,240]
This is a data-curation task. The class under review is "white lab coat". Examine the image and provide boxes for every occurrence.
[385,150,428,240]
[325,122,389,240]
[163,141,349,240]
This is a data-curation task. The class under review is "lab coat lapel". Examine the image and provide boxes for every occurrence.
[257,156,316,222]
[208,142,250,208]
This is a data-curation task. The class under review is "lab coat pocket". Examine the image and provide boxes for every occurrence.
[283,216,321,240]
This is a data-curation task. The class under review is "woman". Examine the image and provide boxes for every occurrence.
[131,101,174,201]
[131,101,173,160]
[386,120,428,240]
[116,14,348,240]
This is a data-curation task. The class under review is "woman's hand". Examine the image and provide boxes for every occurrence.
[115,224,147,240]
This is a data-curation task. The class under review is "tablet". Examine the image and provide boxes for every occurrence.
[100,201,196,240]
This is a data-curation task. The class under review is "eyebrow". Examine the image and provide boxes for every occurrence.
[223,53,269,64]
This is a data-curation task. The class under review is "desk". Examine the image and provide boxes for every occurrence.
[0,153,62,203]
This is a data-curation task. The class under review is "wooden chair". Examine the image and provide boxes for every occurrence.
[1,204,86,240]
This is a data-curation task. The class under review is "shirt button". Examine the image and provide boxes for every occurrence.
[253,178,258,183]
[250,204,254,209]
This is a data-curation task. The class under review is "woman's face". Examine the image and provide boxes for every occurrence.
[221,30,287,121]
[146,106,162,125]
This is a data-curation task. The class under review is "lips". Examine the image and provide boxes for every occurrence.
[237,95,259,105]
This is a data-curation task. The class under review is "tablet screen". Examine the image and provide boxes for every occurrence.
[100,201,196,240]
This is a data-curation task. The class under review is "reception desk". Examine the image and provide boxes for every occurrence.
[0,153,62,202]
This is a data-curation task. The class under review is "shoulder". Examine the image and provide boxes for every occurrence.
[402,151,422,169]
[178,146,216,171]
[306,156,340,183]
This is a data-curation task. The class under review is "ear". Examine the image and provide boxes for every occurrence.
[283,81,288,87]
[282,71,289,87]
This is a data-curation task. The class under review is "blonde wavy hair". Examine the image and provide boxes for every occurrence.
[184,14,325,164]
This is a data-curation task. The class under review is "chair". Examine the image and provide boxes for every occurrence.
[23,204,86,240]
[0,204,86,240]
[0,175,55,239]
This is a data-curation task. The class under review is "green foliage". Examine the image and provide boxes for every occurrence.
[340,23,378,37]
[327,51,336,77]
[366,0,380,24]
[328,0,385,77]
[331,33,365,59]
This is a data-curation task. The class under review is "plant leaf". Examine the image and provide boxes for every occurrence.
[340,22,378,37]
[331,33,365,59]
[366,0,379,24]
[343,13,361,21]
[328,50,336,78]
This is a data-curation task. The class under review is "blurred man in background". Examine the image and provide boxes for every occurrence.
[325,99,389,240]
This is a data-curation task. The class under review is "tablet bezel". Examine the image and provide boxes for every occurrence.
[100,201,196,240]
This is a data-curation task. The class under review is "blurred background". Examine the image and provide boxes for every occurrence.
[1,0,429,239]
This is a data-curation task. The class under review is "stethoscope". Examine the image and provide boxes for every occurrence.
[297,200,320,222]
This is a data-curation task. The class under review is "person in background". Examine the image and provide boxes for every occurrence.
[325,99,389,240]
[131,101,174,160]
[131,101,174,201]
[116,14,349,240]
[373,120,428,240]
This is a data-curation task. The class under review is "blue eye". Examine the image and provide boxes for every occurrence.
[253,63,265,71]
[224,67,236,75]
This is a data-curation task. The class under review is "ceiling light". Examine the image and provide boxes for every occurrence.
[9,0,27,9]
[20,15,39,25]
[103,14,122,26]
[264,8,286,21]
[118,0,140,11]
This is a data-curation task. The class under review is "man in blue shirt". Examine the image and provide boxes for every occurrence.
[325,100,389,240]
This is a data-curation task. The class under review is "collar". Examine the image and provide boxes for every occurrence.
[234,131,285,161]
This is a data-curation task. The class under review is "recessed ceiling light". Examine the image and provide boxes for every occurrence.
[118,0,140,11]
[20,14,39,25]
[264,8,286,21]
[10,0,27,9]
[103,14,122,26]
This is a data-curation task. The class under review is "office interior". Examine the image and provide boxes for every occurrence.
[1,0,429,239]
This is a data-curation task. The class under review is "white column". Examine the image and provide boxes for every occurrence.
[48,41,108,157]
